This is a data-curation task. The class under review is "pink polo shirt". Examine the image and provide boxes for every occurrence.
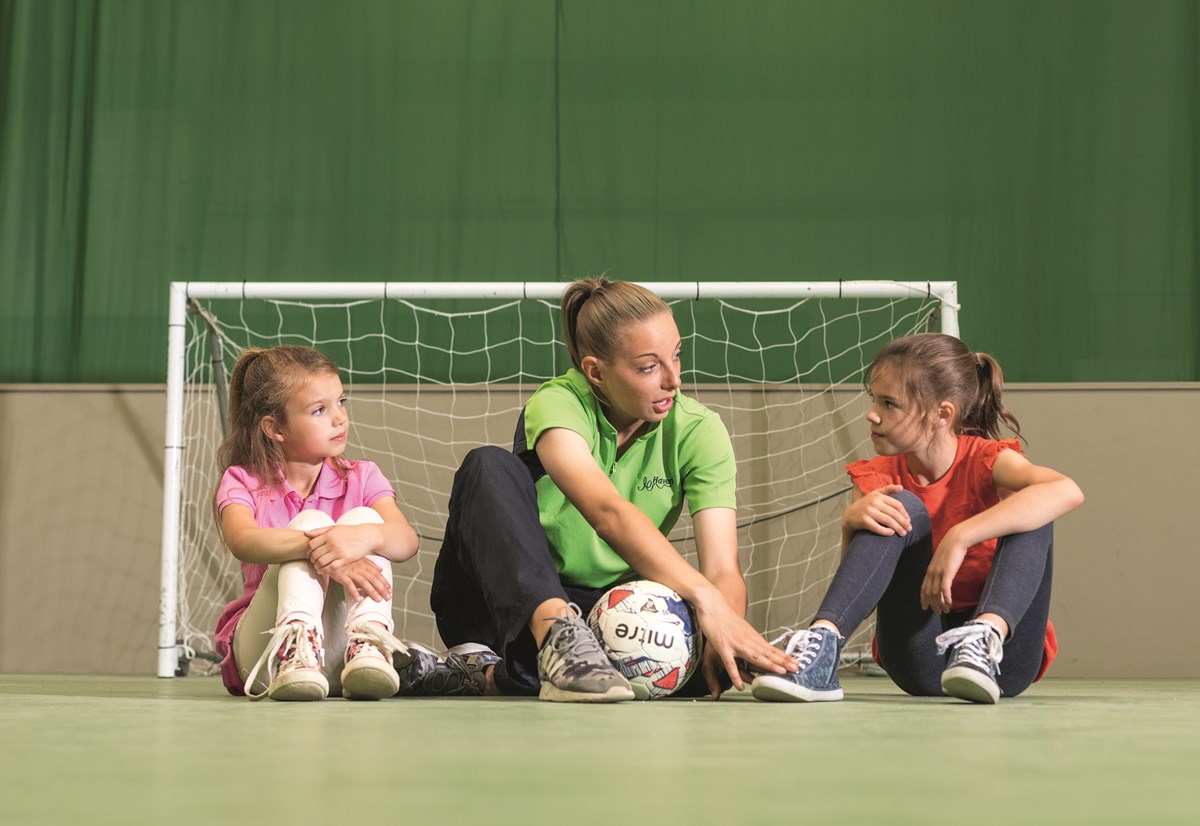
[213,459,395,694]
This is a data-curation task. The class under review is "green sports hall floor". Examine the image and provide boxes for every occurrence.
[1,674,1196,825]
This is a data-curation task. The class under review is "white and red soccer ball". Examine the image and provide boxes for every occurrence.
[586,579,703,699]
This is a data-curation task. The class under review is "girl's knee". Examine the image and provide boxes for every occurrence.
[288,509,335,532]
[891,490,931,532]
[278,557,320,577]
[337,506,384,526]
[1013,522,1054,546]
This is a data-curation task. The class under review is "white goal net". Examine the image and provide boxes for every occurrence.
[160,281,958,678]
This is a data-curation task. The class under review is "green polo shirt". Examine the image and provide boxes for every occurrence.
[523,368,737,588]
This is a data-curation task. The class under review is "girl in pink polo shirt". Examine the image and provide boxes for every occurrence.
[213,345,419,701]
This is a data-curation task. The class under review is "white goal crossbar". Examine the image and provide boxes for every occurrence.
[159,280,959,677]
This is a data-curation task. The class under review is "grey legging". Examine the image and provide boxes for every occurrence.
[813,490,1053,698]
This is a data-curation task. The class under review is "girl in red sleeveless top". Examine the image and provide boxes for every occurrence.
[752,333,1084,704]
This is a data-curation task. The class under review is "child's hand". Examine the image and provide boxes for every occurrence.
[843,484,911,536]
[304,524,377,575]
[922,534,968,614]
[330,558,392,603]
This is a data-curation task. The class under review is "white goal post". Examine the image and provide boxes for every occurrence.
[160,280,959,678]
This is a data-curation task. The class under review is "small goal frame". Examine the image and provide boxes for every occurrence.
[159,279,959,677]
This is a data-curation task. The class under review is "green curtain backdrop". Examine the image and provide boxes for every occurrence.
[2,0,1196,382]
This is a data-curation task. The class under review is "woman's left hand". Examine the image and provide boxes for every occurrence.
[922,534,968,614]
[694,595,797,695]
[304,524,375,575]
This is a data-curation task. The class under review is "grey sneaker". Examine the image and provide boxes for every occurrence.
[537,606,635,703]
[394,642,500,696]
[751,626,844,702]
[937,621,1003,704]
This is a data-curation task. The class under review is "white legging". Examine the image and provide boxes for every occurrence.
[234,507,394,697]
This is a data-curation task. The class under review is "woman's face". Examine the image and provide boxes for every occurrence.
[589,312,682,432]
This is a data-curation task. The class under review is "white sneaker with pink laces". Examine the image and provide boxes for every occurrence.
[341,622,406,700]
[244,620,329,702]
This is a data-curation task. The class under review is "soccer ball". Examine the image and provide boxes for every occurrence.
[586,579,703,699]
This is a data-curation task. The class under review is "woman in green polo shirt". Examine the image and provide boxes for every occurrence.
[409,278,795,703]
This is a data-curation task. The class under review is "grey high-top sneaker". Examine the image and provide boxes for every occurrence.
[937,620,1004,704]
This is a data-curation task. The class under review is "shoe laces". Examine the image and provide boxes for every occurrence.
[244,621,323,701]
[542,604,610,679]
[426,654,478,694]
[345,622,409,664]
[769,628,828,669]
[544,604,601,655]
[936,623,1004,672]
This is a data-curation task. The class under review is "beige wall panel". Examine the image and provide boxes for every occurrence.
[0,384,1195,678]
[1000,386,1197,678]
[0,387,162,674]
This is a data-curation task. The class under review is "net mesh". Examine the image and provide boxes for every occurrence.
[173,287,946,674]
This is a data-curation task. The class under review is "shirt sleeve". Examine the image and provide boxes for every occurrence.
[352,460,397,507]
[216,466,262,516]
[846,459,895,494]
[680,412,737,512]
[524,382,596,452]
[975,437,1025,491]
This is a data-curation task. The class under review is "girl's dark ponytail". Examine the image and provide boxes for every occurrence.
[869,334,1024,444]
[963,352,1022,442]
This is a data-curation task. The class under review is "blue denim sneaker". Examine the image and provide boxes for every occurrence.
[936,621,1003,704]
[751,626,844,702]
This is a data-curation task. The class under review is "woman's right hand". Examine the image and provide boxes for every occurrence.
[843,484,911,536]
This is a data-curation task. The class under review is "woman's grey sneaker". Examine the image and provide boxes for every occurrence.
[394,642,500,696]
[537,607,634,703]
[936,621,1003,704]
[751,626,844,702]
